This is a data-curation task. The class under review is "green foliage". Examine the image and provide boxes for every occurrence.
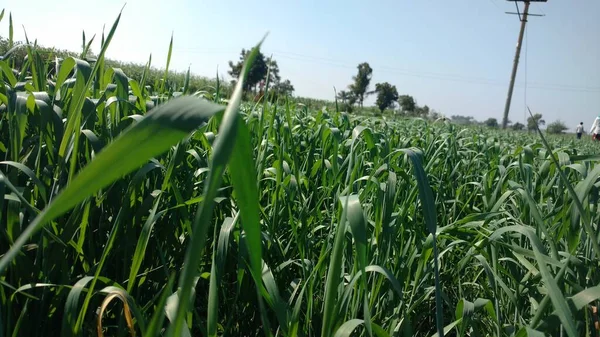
[336,90,356,113]
[546,120,568,134]
[0,36,224,98]
[349,62,373,107]
[228,48,268,92]
[512,122,525,131]
[3,7,600,337]
[451,115,476,125]
[228,49,293,101]
[527,113,546,130]
[271,79,294,98]
[414,104,430,118]
[374,82,399,113]
[398,94,417,114]
[484,118,499,128]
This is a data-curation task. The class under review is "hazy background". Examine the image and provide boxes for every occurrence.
[4,0,599,127]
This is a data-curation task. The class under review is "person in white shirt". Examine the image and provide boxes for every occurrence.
[590,116,600,141]
[576,122,584,139]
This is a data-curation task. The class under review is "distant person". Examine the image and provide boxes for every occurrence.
[576,122,584,139]
[590,116,600,141]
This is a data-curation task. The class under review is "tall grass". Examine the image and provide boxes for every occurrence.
[2,7,600,337]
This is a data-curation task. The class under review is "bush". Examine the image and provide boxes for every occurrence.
[546,120,568,134]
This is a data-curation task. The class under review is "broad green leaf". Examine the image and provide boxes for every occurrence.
[166,37,267,337]
[0,96,224,275]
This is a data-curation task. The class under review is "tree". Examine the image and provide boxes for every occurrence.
[265,59,281,89]
[484,118,499,128]
[527,113,545,131]
[271,79,294,97]
[349,62,373,107]
[336,90,356,113]
[336,90,355,104]
[398,95,417,115]
[228,48,268,92]
[451,115,476,125]
[420,105,430,117]
[411,104,430,118]
[546,120,568,134]
[374,82,399,113]
[512,122,525,131]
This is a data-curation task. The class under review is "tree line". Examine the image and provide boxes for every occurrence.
[451,113,569,134]
[228,49,294,100]
[335,62,439,117]
[228,54,440,117]
[2,37,570,132]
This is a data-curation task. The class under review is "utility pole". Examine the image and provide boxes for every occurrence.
[501,0,546,129]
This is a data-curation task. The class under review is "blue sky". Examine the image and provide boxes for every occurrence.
[3,0,600,127]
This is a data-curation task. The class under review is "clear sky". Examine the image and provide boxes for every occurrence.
[3,0,600,128]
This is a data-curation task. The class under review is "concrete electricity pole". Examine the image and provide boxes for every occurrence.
[501,0,546,129]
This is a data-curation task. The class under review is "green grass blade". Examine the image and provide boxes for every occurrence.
[9,13,13,49]
[126,195,164,294]
[400,148,443,337]
[527,106,600,260]
[333,319,390,337]
[491,225,578,337]
[145,273,176,337]
[340,194,372,336]
[0,96,224,275]
[1,161,47,204]
[183,66,190,95]
[160,33,173,94]
[207,216,237,337]
[228,116,276,333]
[166,36,266,337]
[61,276,93,337]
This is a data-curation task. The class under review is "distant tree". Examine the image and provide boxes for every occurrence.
[271,79,294,97]
[527,113,545,131]
[374,82,399,113]
[337,90,355,104]
[546,120,568,134]
[429,109,441,120]
[349,62,373,107]
[228,48,268,92]
[336,90,356,113]
[420,105,430,117]
[451,115,476,125]
[512,122,525,131]
[411,104,430,118]
[484,118,499,128]
[265,59,281,88]
[398,95,417,115]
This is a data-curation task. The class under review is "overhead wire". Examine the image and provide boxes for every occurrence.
[488,0,502,11]
[173,46,600,94]
[534,2,546,16]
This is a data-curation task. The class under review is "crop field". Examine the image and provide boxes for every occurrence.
[2,9,600,337]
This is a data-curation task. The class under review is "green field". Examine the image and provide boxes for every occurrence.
[2,9,600,337]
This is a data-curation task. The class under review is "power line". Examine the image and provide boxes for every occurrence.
[173,46,600,93]
[270,51,600,93]
[534,2,546,15]
[488,0,502,11]
[267,49,600,90]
